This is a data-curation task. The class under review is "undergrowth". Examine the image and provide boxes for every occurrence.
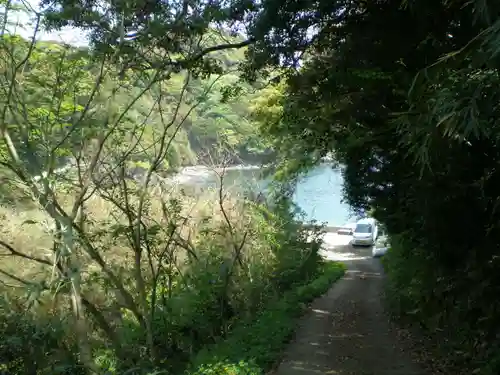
[0,190,337,375]
[382,235,500,375]
[186,261,345,375]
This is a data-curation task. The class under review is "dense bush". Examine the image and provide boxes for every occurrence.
[0,193,329,374]
[383,236,500,375]
[0,302,83,375]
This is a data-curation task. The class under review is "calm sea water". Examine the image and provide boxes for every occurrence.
[177,163,353,227]
[292,164,353,226]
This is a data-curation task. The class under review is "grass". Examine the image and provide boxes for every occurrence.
[186,261,346,375]
[0,182,252,283]
[0,172,334,374]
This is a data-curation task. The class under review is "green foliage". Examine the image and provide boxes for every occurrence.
[0,194,331,374]
[40,0,256,72]
[382,237,500,374]
[0,298,84,375]
[249,82,318,182]
[186,261,345,375]
[0,4,317,375]
[0,2,342,375]
[0,39,267,173]
[245,0,500,373]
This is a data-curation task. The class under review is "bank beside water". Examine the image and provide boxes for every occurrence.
[32,161,353,227]
[171,163,353,227]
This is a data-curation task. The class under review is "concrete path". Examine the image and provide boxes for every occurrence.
[273,235,426,375]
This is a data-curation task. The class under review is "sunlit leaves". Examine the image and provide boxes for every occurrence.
[0,38,96,169]
[40,0,255,75]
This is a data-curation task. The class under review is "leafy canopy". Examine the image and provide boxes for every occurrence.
[246,0,500,373]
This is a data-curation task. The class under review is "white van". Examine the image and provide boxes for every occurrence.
[351,218,378,246]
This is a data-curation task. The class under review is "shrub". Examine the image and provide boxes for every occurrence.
[383,235,500,375]
[0,296,83,375]
[186,261,346,375]
[0,191,331,374]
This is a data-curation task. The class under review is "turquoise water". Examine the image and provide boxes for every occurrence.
[292,164,353,226]
[183,163,353,227]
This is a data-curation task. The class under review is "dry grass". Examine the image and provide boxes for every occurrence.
[0,199,53,281]
[0,163,288,346]
[0,177,267,290]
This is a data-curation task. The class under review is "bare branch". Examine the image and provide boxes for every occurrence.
[0,239,53,267]
[0,268,35,286]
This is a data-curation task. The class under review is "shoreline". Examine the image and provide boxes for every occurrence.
[178,163,263,173]
[168,164,265,185]
[31,161,350,228]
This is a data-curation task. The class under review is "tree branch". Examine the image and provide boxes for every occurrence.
[0,240,53,267]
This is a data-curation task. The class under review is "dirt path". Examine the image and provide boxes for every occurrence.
[274,240,425,375]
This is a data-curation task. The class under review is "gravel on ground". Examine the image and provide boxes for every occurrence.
[274,242,426,375]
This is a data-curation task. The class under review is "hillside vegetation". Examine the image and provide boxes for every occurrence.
[2,36,269,175]
[5,0,500,374]
[0,1,343,375]
[248,1,500,374]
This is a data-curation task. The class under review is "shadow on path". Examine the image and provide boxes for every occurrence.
[273,243,425,375]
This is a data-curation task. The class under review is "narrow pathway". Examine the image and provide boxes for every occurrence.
[274,239,425,375]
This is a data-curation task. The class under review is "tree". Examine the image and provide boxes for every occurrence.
[0,1,262,372]
[246,0,500,373]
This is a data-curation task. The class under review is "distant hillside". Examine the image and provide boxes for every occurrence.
[2,32,273,177]
[158,36,273,168]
